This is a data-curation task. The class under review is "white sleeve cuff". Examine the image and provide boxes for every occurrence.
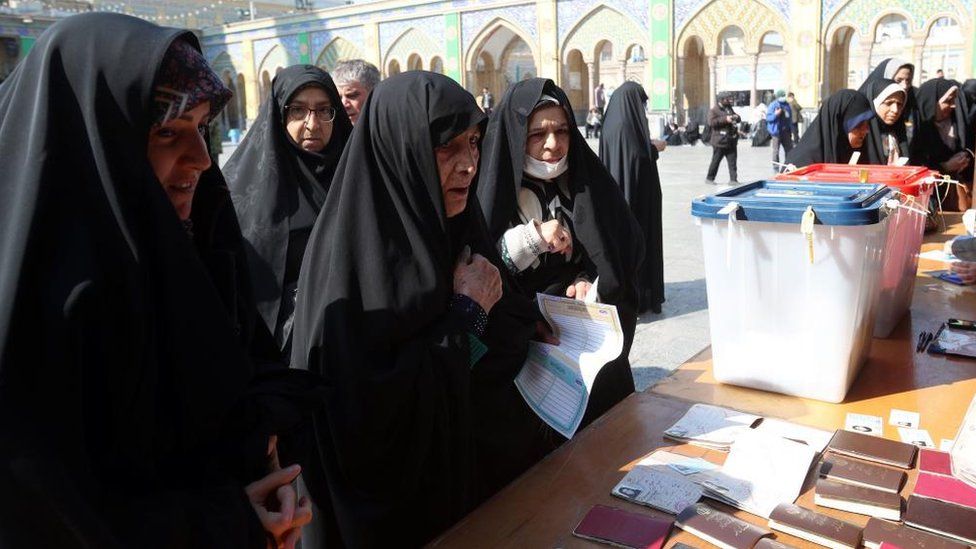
[502,221,547,272]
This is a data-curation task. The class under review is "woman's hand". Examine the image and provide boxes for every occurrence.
[454,250,502,314]
[942,151,972,174]
[536,219,573,257]
[565,279,593,301]
[651,139,667,152]
[951,260,976,285]
[245,464,313,549]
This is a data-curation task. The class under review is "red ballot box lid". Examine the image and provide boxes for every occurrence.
[776,163,938,196]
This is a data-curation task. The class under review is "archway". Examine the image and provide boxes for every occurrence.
[430,56,444,74]
[595,40,615,91]
[465,21,538,98]
[624,44,646,83]
[679,35,708,126]
[315,37,362,72]
[921,16,965,82]
[564,49,589,122]
[407,53,423,72]
[826,26,857,94]
[387,59,400,78]
[715,26,751,105]
[869,14,913,75]
[755,31,786,105]
[0,37,18,83]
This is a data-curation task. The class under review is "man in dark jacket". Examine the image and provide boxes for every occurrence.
[706,92,739,184]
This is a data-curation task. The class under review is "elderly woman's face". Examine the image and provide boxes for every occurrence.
[526,105,569,163]
[876,92,906,125]
[147,101,212,221]
[936,87,958,122]
[848,120,870,149]
[285,85,334,153]
[435,124,482,218]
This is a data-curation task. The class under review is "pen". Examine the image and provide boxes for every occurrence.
[916,332,927,353]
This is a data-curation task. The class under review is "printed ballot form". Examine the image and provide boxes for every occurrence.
[514,294,624,439]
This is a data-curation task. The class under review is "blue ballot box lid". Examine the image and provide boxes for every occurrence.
[691,181,893,225]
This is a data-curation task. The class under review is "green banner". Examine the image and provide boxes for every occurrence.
[444,13,462,83]
[298,32,310,65]
[648,0,671,111]
[20,36,35,57]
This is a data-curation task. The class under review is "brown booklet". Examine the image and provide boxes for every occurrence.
[903,495,976,546]
[862,517,969,549]
[819,453,906,493]
[675,503,772,549]
[826,430,917,468]
[767,503,862,549]
[754,539,798,549]
[813,478,902,520]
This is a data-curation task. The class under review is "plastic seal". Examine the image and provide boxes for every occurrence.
[718,202,739,270]
[800,206,815,264]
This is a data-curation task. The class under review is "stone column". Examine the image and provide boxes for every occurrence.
[241,39,259,124]
[708,55,717,107]
[587,61,597,108]
[619,59,628,84]
[750,53,759,105]
[676,56,686,118]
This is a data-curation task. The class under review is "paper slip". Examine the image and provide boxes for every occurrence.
[635,450,719,481]
[919,250,960,263]
[663,404,760,450]
[845,413,884,437]
[696,430,817,518]
[942,439,956,451]
[753,418,833,452]
[669,457,720,476]
[514,294,623,439]
[889,409,920,429]
[612,466,703,514]
[898,428,935,448]
[951,394,976,489]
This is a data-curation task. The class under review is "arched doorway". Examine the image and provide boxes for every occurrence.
[869,14,912,74]
[921,16,965,82]
[430,56,444,74]
[387,59,401,77]
[0,37,18,84]
[755,31,786,105]
[407,53,423,72]
[466,22,537,99]
[826,26,857,94]
[315,37,362,72]
[595,40,615,90]
[564,49,589,121]
[624,44,646,83]
[679,35,708,126]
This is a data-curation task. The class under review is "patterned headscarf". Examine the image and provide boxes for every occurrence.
[152,38,232,126]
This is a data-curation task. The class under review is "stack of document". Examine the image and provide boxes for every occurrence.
[694,430,818,518]
[663,403,760,450]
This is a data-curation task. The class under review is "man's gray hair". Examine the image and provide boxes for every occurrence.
[331,59,381,91]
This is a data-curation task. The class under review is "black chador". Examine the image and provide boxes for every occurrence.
[787,89,874,167]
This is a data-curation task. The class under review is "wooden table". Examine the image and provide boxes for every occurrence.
[431,216,976,548]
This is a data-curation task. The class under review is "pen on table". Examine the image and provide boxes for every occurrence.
[916,332,927,353]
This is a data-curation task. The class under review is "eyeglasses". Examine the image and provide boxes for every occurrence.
[285,105,336,123]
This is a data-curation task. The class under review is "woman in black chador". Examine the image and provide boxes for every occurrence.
[224,65,352,357]
[477,78,643,428]
[0,13,321,549]
[860,78,909,165]
[289,71,547,547]
[910,78,973,211]
[787,89,874,167]
[600,81,665,314]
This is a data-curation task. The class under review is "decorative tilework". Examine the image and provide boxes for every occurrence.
[677,0,790,56]
[675,0,790,33]
[380,15,445,54]
[557,0,649,40]
[826,0,970,36]
[385,27,443,65]
[310,26,365,61]
[253,38,293,73]
[461,6,538,54]
[562,5,647,61]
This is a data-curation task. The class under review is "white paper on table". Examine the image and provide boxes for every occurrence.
[514,294,623,439]
[897,427,935,448]
[889,409,920,429]
[845,413,884,437]
[752,418,833,452]
[612,465,703,514]
[951,394,976,488]
[663,403,760,448]
[919,249,960,263]
[635,450,720,478]
[696,430,818,518]
[941,438,956,451]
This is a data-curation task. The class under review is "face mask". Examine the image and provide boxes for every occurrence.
[523,154,568,180]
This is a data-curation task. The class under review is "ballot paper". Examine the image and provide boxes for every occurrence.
[663,404,761,450]
[952,394,976,489]
[514,294,624,439]
[696,430,818,518]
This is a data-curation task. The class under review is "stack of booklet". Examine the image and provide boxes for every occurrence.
[662,403,760,450]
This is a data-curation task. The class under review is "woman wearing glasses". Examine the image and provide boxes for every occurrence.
[225,65,353,358]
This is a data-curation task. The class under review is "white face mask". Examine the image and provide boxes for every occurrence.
[523,154,568,180]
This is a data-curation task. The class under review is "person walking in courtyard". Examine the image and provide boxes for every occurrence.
[706,91,739,184]
[767,89,793,172]
[786,92,803,142]
[594,82,606,114]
